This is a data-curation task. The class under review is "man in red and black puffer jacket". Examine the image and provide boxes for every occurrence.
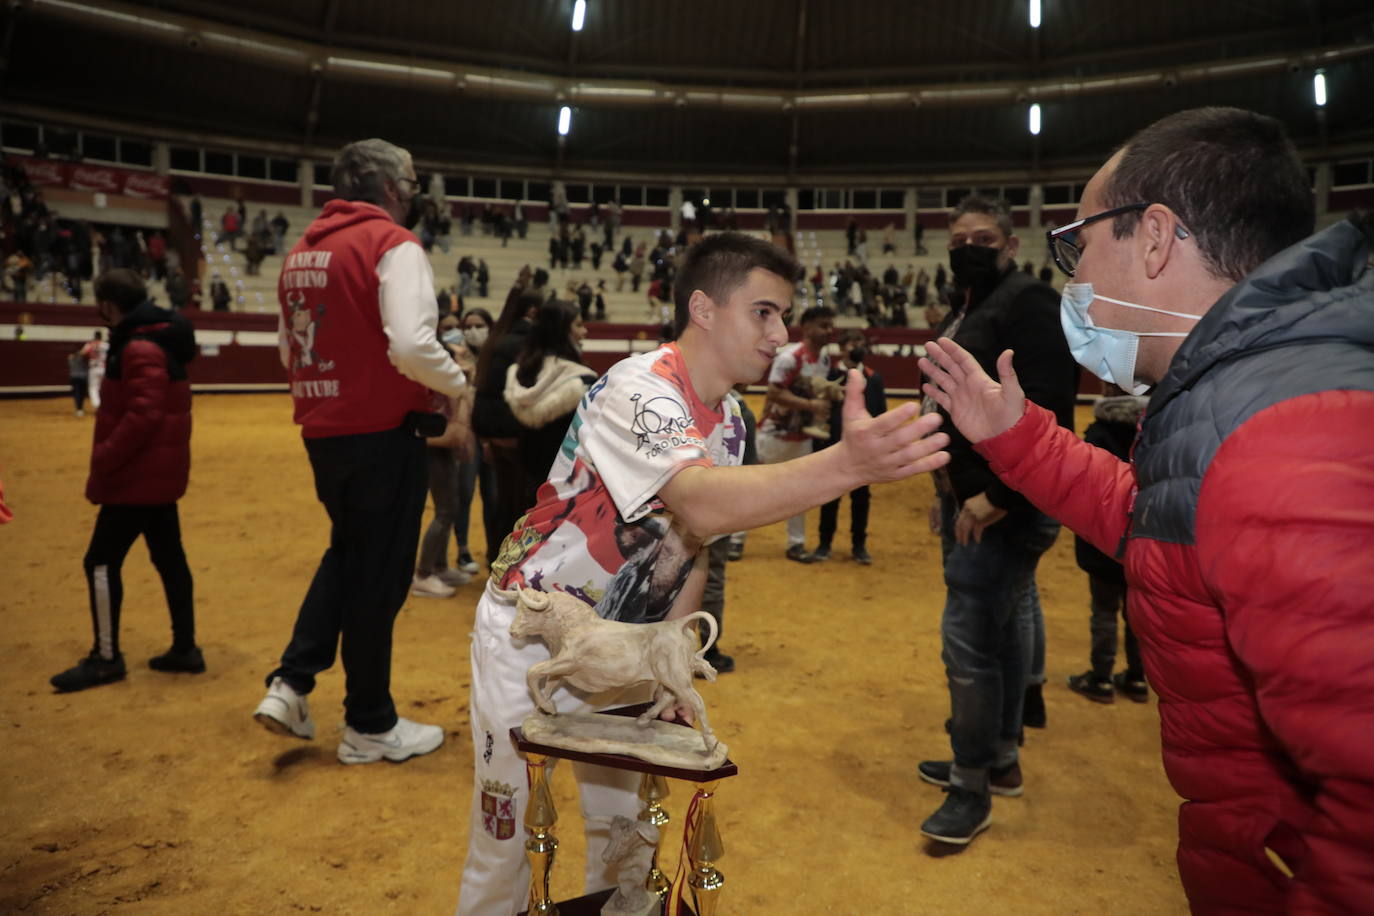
[51,268,202,693]
[922,108,1374,913]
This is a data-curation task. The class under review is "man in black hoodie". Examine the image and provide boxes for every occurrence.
[914,195,1078,846]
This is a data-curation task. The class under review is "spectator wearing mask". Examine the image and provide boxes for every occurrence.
[412,313,478,598]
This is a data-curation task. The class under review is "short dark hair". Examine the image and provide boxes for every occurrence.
[949,195,1013,239]
[1105,107,1314,282]
[799,305,836,325]
[94,269,147,313]
[673,232,799,337]
[837,327,866,347]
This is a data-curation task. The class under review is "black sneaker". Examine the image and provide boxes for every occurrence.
[784,544,814,564]
[703,650,735,674]
[810,544,831,561]
[852,546,873,565]
[148,645,206,674]
[51,651,127,693]
[1023,682,1047,727]
[917,760,1023,797]
[1113,671,1149,703]
[920,786,992,845]
[1068,670,1115,704]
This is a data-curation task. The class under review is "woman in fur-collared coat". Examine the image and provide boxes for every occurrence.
[504,299,596,512]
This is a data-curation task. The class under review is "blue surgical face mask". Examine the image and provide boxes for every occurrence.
[441,328,465,346]
[1060,282,1198,396]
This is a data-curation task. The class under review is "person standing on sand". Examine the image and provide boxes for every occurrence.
[50,269,202,693]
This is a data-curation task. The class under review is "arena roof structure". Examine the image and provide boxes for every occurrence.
[3,0,1373,180]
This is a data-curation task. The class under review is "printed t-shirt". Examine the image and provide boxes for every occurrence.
[492,343,746,625]
[758,341,831,441]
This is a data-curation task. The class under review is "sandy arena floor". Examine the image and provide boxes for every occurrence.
[0,393,1187,914]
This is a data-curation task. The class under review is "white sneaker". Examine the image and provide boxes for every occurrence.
[411,573,456,598]
[436,567,473,588]
[253,676,315,740]
[455,552,480,575]
[337,717,444,764]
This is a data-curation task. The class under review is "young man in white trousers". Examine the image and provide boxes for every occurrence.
[456,232,949,915]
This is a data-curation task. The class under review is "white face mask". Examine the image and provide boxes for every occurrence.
[462,326,489,348]
[1060,282,1199,396]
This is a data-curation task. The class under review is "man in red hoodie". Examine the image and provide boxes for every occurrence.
[252,138,467,765]
[51,269,201,692]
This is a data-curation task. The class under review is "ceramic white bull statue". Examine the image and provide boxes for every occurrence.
[505,586,719,752]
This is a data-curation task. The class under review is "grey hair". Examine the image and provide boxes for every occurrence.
[331,138,411,205]
[949,194,1014,240]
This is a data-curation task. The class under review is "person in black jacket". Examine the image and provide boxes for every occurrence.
[813,329,886,564]
[1066,393,1149,704]
[915,195,1079,847]
[471,287,541,565]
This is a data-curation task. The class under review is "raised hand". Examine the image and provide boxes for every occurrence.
[839,368,950,482]
[919,338,1026,444]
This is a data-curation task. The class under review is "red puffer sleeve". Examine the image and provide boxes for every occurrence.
[974,399,1135,556]
[90,340,169,479]
[1196,390,1374,913]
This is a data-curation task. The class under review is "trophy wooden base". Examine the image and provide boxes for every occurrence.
[518,887,696,915]
[514,704,734,915]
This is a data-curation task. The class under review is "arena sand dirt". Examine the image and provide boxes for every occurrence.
[1,393,1187,915]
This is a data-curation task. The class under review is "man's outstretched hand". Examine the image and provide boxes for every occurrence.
[838,368,950,482]
[918,338,1026,444]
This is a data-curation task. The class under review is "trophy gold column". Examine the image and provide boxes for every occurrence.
[687,779,725,916]
[637,773,672,899]
[523,753,559,916]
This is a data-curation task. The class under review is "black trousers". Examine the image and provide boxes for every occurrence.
[818,485,871,550]
[269,426,427,733]
[699,535,729,648]
[70,377,87,412]
[1088,574,1141,680]
[483,441,528,567]
[84,503,195,660]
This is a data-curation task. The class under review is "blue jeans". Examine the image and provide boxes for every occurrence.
[1021,578,1046,686]
[454,449,498,561]
[938,493,1059,794]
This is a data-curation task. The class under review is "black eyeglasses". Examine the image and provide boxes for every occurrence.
[1046,203,1147,277]
[396,177,422,193]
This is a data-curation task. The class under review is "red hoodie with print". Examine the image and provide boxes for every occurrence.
[279,199,428,438]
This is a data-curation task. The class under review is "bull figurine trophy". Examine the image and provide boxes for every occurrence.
[507,586,737,916]
[506,586,728,770]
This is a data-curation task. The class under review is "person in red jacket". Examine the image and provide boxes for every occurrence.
[51,269,202,693]
[252,138,468,766]
[920,108,1374,913]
